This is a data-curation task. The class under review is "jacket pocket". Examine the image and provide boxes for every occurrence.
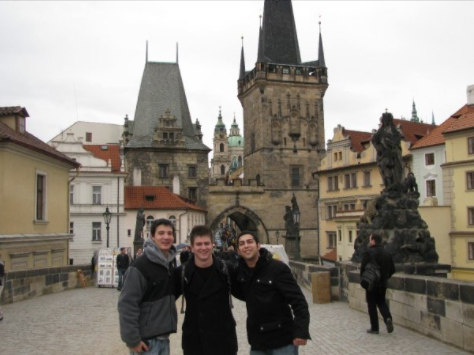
[258,320,283,333]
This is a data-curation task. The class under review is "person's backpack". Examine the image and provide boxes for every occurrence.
[180,258,233,313]
[360,252,381,291]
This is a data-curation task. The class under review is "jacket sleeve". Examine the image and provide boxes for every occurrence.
[227,261,245,301]
[174,265,183,300]
[388,254,396,279]
[117,266,147,348]
[360,250,370,276]
[276,263,311,340]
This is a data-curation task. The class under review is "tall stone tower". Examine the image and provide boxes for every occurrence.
[238,0,328,190]
[210,109,230,178]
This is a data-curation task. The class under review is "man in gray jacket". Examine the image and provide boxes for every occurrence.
[118,218,178,355]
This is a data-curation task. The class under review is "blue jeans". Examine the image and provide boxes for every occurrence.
[130,338,170,355]
[118,269,126,289]
[250,344,298,355]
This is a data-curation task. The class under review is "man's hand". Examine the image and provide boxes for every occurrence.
[293,338,307,346]
[130,341,149,354]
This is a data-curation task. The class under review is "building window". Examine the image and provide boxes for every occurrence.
[344,173,357,189]
[468,208,474,226]
[328,175,339,191]
[425,153,435,166]
[363,171,371,187]
[92,186,102,205]
[349,230,353,243]
[188,165,197,178]
[334,152,338,161]
[351,173,357,188]
[69,222,74,234]
[146,216,154,231]
[86,132,92,142]
[426,180,436,197]
[327,205,337,219]
[169,215,176,227]
[36,173,46,220]
[343,203,356,211]
[92,222,101,241]
[327,232,336,249]
[70,185,74,204]
[17,117,25,133]
[469,242,474,260]
[188,187,197,201]
[127,229,131,237]
[467,172,474,190]
[169,132,174,140]
[220,143,225,152]
[220,165,225,175]
[163,132,168,139]
[282,67,290,74]
[468,137,474,155]
[291,166,301,187]
[159,164,169,178]
[338,230,342,242]
[339,152,342,160]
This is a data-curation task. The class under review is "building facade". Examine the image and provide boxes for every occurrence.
[0,106,79,270]
[49,132,128,264]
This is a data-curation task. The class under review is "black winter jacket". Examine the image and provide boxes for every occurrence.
[235,248,310,350]
[116,253,130,270]
[176,255,238,355]
[360,244,396,288]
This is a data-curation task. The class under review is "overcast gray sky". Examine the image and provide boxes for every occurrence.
[1,1,473,153]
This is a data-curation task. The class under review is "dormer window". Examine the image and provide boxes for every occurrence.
[17,116,25,133]
[145,195,155,201]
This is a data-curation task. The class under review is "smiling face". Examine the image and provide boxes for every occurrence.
[237,233,260,266]
[191,235,214,267]
[151,224,174,255]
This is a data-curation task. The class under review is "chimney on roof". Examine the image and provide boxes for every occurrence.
[467,84,474,106]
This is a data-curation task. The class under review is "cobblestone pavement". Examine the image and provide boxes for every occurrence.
[0,286,471,355]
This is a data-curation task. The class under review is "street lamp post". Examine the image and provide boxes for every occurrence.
[103,207,112,248]
[275,230,280,245]
[292,207,301,260]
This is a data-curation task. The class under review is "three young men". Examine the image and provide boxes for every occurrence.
[235,231,310,355]
[118,218,178,355]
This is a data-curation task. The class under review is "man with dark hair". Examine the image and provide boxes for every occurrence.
[177,225,238,355]
[116,247,130,291]
[360,233,396,334]
[118,218,178,355]
[235,231,310,355]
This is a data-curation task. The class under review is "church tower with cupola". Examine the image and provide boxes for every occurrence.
[210,109,231,179]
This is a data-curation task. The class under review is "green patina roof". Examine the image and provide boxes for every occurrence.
[228,135,244,147]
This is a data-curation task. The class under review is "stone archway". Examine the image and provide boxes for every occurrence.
[210,205,269,243]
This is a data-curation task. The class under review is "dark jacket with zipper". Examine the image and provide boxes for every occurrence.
[360,244,395,289]
[117,238,178,348]
[235,248,310,351]
[176,255,238,355]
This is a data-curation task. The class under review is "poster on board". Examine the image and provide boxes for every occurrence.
[97,247,120,288]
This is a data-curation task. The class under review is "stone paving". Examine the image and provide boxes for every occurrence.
[0,286,471,355]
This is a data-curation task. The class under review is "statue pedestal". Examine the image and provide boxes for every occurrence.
[284,235,298,260]
[396,263,451,278]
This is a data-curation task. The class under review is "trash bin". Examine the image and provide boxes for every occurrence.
[311,271,331,304]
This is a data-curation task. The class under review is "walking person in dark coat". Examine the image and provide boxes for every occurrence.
[235,231,310,355]
[116,247,130,291]
[360,233,396,334]
[176,225,238,355]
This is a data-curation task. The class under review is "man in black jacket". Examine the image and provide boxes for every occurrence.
[177,225,238,355]
[360,233,396,334]
[235,231,310,355]
[116,247,130,291]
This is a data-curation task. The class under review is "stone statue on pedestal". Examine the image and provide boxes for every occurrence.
[134,207,145,241]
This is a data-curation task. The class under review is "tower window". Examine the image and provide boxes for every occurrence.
[86,132,92,142]
[220,143,225,152]
[220,165,225,175]
[159,164,169,178]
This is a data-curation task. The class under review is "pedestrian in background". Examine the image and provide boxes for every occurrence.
[116,247,130,291]
[118,218,178,355]
[360,233,396,334]
[135,248,143,259]
[235,231,310,355]
[176,225,238,355]
[0,252,5,321]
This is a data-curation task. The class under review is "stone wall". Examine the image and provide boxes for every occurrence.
[1,264,93,304]
[347,269,474,352]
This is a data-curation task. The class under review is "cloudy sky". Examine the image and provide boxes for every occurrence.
[1,1,474,153]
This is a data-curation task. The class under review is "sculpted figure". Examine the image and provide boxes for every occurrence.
[372,112,404,191]
[134,207,145,240]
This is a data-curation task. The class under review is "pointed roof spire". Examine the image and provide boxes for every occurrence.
[239,37,246,80]
[146,40,148,63]
[411,99,420,123]
[214,106,226,133]
[258,0,301,65]
[318,16,326,68]
[176,42,179,63]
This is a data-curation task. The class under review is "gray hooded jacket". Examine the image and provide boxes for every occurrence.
[118,238,178,348]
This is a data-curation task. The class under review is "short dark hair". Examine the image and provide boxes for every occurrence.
[151,218,176,238]
[370,233,382,245]
[120,247,125,252]
[236,230,259,247]
[190,225,213,245]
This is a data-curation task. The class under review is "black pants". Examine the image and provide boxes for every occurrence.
[366,286,392,331]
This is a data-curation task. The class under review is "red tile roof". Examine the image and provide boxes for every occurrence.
[83,144,121,172]
[411,105,474,149]
[0,107,79,167]
[393,119,437,145]
[125,186,207,212]
[341,129,372,153]
[322,249,337,262]
[443,105,474,134]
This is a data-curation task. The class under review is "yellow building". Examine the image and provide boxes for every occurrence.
[316,119,435,261]
[441,100,474,280]
[0,106,79,271]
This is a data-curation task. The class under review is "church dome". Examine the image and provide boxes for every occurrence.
[228,135,244,147]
